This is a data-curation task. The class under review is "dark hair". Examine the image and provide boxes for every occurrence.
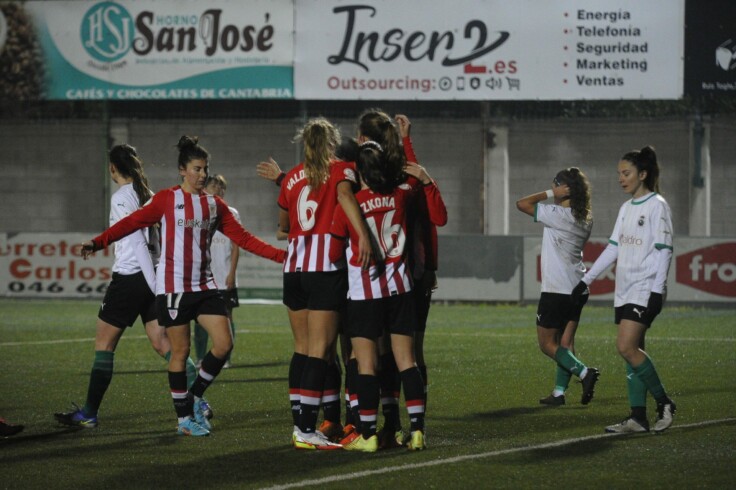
[356,141,397,195]
[621,145,660,193]
[108,144,152,207]
[176,135,210,169]
[357,109,405,187]
[205,174,227,191]
[554,167,592,224]
[336,136,359,162]
[294,117,340,191]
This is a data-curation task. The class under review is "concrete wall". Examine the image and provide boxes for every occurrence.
[2,116,734,238]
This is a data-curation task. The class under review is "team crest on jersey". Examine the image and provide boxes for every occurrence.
[168,309,178,320]
[638,215,645,226]
[344,168,356,181]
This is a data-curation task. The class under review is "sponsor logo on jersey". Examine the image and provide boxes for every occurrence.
[619,234,643,246]
[676,243,736,297]
[177,218,212,229]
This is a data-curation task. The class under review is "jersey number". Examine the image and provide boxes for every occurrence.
[366,210,405,259]
[297,186,318,231]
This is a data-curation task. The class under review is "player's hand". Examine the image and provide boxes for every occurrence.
[81,241,96,260]
[553,184,570,199]
[257,158,283,182]
[395,114,411,138]
[647,292,663,317]
[403,164,432,185]
[357,233,373,269]
[571,280,589,305]
[225,273,236,290]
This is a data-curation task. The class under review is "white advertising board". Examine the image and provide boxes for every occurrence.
[295,0,684,100]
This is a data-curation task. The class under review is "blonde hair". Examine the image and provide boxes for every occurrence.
[294,117,340,191]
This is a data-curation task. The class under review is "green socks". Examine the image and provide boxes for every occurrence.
[554,347,587,379]
[626,362,648,409]
[83,350,114,416]
[554,365,573,394]
[631,356,667,403]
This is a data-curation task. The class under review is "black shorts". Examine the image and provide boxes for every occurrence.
[156,290,228,327]
[615,303,659,328]
[347,293,416,340]
[223,288,240,310]
[536,292,587,330]
[412,285,432,333]
[283,271,347,311]
[98,272,156,329]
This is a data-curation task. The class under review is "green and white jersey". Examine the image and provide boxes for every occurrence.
[609,192,673,307]
[535,203,592,294]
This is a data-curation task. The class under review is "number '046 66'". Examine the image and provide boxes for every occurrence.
[7,282,107,294]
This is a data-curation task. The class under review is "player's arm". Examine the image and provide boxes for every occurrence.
[336,180,372,269]
[220,202,286,264]
[277,207,290,241]
[82,192,166,258]
[516,185,570,217]
[328,207,349,263]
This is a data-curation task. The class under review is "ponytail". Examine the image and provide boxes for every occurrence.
[357,109,405,188]
[176,135,210,169]
[108,144,153,207]
[294,117,340,191]
[554,167,592,225]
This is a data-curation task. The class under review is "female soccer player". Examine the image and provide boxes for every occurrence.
[516,167,600,406]
[274,118,372,450]
[572,145,676,433]
[55,144,197,429]
[80,136,286,437]
[353,110,447,449]
[193,174,240,369]
[331,140,447,452]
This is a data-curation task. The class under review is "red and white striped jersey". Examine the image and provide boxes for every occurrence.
[329,178,446,300]
[92,185,285,294]
[277,160,357,273]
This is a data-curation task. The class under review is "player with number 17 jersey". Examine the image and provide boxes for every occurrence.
[278,160,358,273]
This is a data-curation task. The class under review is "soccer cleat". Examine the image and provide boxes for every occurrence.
[177,417,210,437]
[223,361,232,369]
[199,397,214,420]
[377,427,405,449]
[54,403,98,428]
[653,400,676,433]
[0,418,24,437]
[341,423,357,439]
[539,393,566,406]
[317,420,344,442]
[605,416,650,433]
[407,430,426,451]
[293,429,343,450]
[341,431,378,452]
[193,398,212,430]
[580,367,600,405]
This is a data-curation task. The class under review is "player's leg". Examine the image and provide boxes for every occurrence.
[392,333,425,450]
[287,307,309,433]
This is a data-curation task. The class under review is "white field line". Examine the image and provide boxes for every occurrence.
[0,329,733,347]
[257,418,736,490]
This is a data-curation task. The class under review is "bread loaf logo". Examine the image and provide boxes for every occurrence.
[80,2,133,62]
[676,243,736,297]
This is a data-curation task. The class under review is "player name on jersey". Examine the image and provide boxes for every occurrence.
[360,195,396,214]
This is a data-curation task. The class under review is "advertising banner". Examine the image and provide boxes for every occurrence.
[7,0,293,100]
[0,233,113,298]
[294,0,684,100]
[684,0,736,95]
[523,237,736,303]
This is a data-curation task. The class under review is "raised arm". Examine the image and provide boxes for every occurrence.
[516,185,570,217]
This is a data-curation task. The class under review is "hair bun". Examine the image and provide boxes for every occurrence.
[177,135,199,150]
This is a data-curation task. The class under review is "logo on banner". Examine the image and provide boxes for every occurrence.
[676,243,736,297]
[715,39,736,71]
[81,2,134,62]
